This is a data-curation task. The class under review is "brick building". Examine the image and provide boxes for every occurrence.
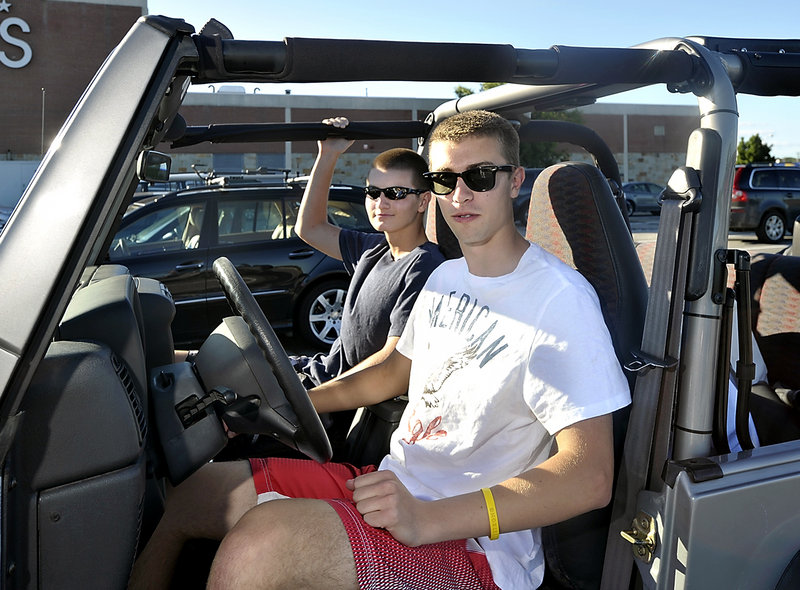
[1,0,146,159]
[168,91,698,188]
[2,1,699,200]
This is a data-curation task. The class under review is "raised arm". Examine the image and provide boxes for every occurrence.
[294,117,355,260]
[349,413,615,547]
[309,347,411,414]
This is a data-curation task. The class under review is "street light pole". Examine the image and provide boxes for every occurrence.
[40,87,45,156]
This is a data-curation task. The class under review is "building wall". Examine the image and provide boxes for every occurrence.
[569,103,700,185]
[2,2,700,190]
[168,92,700,186]
[168,93,447,184]
[1,0,145,158]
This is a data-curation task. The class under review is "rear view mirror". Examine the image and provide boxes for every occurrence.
[137,150,172,182]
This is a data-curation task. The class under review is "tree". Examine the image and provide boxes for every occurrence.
[454,85,474,98]
[737,134,775,164]
[519,109,583,168]
[452,83,583,167]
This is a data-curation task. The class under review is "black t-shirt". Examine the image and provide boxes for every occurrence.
[300,229,445,386]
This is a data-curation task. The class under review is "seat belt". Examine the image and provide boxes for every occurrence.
[729,250,756,451]
[600,168,701,590]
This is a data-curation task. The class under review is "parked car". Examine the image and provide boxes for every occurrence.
[108,182,374,348]
[622,181,664,216]
[4,17,800,590]
[729,163,800,243]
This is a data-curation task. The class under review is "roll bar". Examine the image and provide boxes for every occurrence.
[171,120,431,149]
[169,16,800,100]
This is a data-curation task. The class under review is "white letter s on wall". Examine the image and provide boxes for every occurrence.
[1,17,32,69]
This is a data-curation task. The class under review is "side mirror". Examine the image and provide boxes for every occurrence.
[137,150,171,182]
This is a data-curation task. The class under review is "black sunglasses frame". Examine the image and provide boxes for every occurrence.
[423,165,516,195]
[363,186,427,200]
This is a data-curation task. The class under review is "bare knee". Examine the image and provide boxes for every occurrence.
[208,499,357,590]
[207,503,290,588]
[162,460,256,540]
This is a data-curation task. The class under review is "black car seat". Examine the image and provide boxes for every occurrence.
[525,162,648,589]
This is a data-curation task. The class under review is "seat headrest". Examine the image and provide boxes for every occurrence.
[526,162,648,371]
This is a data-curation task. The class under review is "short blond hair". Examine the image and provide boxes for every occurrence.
[429,110,520,166]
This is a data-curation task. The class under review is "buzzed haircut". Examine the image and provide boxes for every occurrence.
[371,148,430,190]
[428,110,520,167]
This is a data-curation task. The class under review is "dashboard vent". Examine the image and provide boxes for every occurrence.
[111,353,148,445]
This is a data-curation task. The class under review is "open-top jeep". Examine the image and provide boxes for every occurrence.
[1,15,800,589]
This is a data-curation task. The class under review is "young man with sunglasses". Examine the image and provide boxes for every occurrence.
[131,110,629,590]
[291,117,445,393]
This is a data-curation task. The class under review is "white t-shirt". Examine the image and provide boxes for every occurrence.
[381,242,631,589]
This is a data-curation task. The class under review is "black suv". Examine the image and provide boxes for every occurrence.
[107,181,373,348]
[729,163,800,243]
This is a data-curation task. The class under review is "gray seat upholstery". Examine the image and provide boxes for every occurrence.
[526,162,648,590]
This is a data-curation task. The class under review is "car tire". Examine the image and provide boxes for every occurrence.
[296,279,348,348]
[756,211,786,244]
[625,200,635,217]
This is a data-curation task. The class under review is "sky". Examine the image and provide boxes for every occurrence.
[147,0,800,158]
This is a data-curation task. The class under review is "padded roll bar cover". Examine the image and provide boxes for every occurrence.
[172,120,431,149]
[252,37,517,83]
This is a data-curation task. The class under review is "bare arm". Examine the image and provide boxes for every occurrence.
[295,118,354,260]
[331,336,400,383]
[309,348,411,414]
[349,413,615,547]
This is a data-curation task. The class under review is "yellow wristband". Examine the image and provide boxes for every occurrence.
[481,487,500,540]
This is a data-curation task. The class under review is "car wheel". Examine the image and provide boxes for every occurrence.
[297,279,348,348]
[625,200,635,217]
[756,211,786,243]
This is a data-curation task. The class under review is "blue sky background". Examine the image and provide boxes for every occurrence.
[148,0,800,158]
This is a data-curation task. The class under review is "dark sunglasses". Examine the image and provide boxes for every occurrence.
[423,165,516,195]
[364,186,426,200]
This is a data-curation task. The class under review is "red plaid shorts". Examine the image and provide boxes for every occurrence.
[250,457,499,590]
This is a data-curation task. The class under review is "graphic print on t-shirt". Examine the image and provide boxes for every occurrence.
[401,289,510,444]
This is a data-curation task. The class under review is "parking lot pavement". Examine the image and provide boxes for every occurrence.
[629,214,789,256]
[278,216,790,357]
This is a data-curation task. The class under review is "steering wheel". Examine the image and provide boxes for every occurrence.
[212,256,332,463]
